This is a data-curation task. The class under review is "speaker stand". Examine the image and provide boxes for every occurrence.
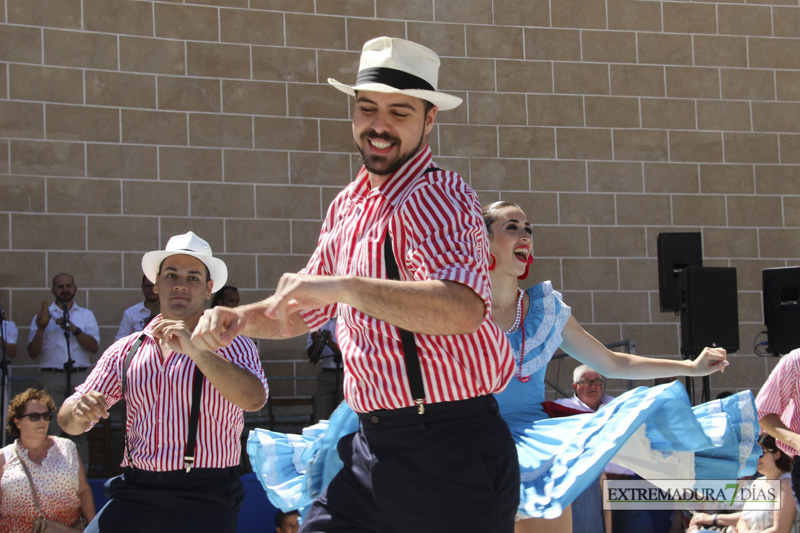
[683,375,711,406]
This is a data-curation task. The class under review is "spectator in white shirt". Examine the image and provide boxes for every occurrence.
[0,296,17,359]
[27,273,100,471]
[115,275,159,342]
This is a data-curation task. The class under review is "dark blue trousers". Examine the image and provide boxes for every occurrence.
[300,396,520,533]
[86,467,244,533]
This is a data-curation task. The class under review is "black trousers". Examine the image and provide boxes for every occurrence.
[86,467,244,533]
[300,396,520,533]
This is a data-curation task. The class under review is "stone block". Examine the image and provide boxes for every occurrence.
[84,0,153,35]
[87,145,158,180]
[189,113,253,149]
[159,147,222,182]
[119,36,185,75]
[558,193,616,225]
[87,71,156,109]
[10,140,84,177]
[157,76,221,113]
[47,178,121,215]
[44,29,117,69]
[154,2,218,41]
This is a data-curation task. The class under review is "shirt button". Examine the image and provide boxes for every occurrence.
[358,380,365,388]
[371,416,379,424]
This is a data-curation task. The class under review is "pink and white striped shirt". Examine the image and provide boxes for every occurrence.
[70,319,268,471]
[756,348,800,457]
[300,146,514,413]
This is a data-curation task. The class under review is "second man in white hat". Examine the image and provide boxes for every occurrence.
[58,231,268,533]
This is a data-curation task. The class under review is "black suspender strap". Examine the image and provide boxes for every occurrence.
[384,235,426,414]
[183,368,204,472]
[121,333,205,472]
[121,334,146,469]
[382,166,441,415]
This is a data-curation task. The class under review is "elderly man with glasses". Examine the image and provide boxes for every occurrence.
[555,365,612,412]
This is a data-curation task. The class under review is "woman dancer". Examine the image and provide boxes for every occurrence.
[248,202,759,530]
[482,200,758,532]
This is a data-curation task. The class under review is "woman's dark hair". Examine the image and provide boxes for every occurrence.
[275,509,300,528]
[211,286,238,308]
[758,433,794,473]
[482,201,522,235]
[6,388,56,438]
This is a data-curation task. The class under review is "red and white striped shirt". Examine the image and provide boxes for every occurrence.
[70,319,268,471]
[756,348,800,457]
[300,146,514,413]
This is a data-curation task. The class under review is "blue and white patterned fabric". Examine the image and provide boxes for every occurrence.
[247,281,760,519]
[247,402,358,514]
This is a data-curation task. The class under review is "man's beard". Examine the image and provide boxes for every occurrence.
[357,129,425,177]
[56,292,74,304]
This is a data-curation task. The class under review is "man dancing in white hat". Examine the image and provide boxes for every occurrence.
[58,232,269,533]
[194,37,519,532]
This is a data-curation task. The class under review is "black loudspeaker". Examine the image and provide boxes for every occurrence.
[679,266,739,358]
[763,266,800,356]
[657,233,703,313]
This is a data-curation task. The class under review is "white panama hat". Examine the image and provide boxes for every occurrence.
[328,36,462,111]
[141,231,228,292]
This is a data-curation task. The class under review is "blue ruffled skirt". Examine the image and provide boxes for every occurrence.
[247,382,759,518]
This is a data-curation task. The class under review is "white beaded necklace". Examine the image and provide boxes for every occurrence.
[504,288,524,335]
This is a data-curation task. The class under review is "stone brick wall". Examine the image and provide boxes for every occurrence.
[2,0,799,398]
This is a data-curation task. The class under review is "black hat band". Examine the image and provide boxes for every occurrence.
[356,67,435,92]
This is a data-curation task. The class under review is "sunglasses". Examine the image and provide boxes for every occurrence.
[18,411,53,422]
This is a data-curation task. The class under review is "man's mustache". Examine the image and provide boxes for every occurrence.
[365,131,398,143]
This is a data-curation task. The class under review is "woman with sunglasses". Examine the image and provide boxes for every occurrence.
[0,388,94,532]
[689,434,795,532]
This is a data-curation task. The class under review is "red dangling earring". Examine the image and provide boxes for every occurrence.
[488,254,497,271]
[518,255,534,280]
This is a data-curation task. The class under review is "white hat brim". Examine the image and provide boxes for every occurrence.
[141,250,228,293]
[328,78,462,111]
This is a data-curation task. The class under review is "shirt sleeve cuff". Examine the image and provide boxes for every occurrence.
[428,266,492,321]
[300,306,337,333]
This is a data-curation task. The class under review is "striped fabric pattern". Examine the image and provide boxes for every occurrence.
[71,321,268,471]
[755,348,800,458]
[300,146,514,413]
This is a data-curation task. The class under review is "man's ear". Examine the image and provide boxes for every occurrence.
[571,382,579,394]
[206,281,213,300]
[423,106,438,136]
[152,275,160,294]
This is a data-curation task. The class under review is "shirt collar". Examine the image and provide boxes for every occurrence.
[141,314,162,336]
[350,146,435,207]
[50,302,82,313]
